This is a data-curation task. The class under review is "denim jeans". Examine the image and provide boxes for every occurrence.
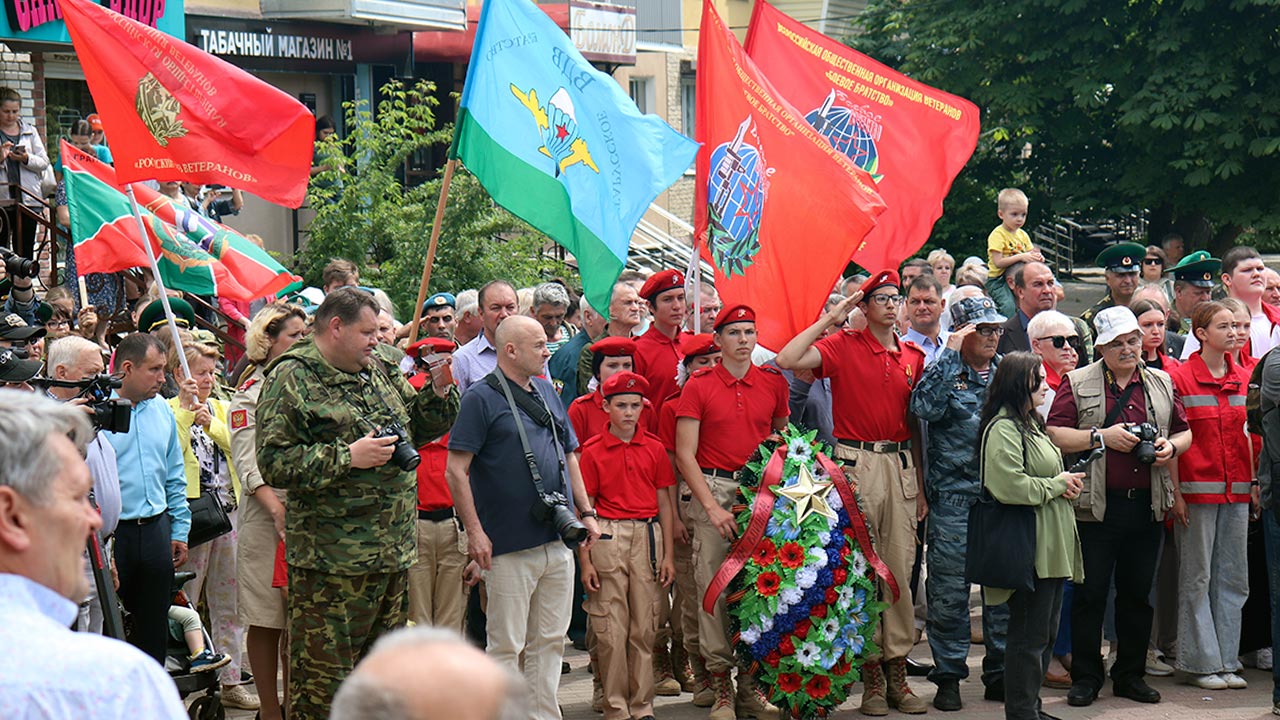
[1174,502,1249,674]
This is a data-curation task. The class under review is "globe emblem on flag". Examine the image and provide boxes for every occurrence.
[806,90,884,182]
[707,118,767,277]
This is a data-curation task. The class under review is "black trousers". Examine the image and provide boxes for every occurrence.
[1005,577,1065,720]
[2,203,36,259]
[114,514,175,665]
[1071,493,1162,690]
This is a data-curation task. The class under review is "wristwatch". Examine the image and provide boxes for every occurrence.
[579,509,598,519]
[1090,426,1102,449]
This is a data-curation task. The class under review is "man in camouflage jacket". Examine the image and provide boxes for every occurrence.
[256,288,458,720]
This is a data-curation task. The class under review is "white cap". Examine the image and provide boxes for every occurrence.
[1093,306,1141,348]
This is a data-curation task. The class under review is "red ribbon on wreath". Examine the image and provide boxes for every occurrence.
[702,447,899,614]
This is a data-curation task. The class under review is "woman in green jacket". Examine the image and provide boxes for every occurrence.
[978,352,1085,720]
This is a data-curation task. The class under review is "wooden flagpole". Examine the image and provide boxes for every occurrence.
[407,158,457,345]
[125,183,190,380]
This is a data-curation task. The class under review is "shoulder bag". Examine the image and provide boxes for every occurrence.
[965,420,1037,593]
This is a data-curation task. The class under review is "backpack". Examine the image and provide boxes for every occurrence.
[1247,347,1277,435]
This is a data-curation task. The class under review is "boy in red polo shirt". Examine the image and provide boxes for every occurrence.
[634,269,690,411]
[676,304,788,720]
[569,336,656,446]
[580,371,677,720]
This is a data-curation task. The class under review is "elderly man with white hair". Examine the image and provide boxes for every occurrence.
[1027,310,1081,419]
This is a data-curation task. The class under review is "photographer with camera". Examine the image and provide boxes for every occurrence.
[447,314,601,720]
[1046,306,1191,707]
[1,247,42,327]
[44,335,122,635]
[255,287,458,720]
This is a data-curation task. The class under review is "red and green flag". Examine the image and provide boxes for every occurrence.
[61,141,299,300]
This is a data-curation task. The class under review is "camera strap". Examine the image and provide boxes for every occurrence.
[491,369,561,498]
[1102,367,1142,428]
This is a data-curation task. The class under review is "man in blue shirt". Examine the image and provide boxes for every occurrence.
[452,280,517,394]
[104,333,190,663]
[447,315,600,720]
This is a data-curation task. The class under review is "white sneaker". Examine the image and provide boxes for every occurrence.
[1259,647,1274,671]
[1146,649,1174,677]
[1185,673,1228,690]
[221,683,261,710]
[1221,672,1248,689]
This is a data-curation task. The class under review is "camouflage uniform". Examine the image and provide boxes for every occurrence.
[909,347,1009,689]
[255,337,458,720]
[1079,292,1116,331]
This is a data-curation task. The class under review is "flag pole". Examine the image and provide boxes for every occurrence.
[125,183,191,380]
[688,235,702,334]
[407,158,457,344]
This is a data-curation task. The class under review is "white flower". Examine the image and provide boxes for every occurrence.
[776,602,790,616]
[788,438,814,463]
[760,616,774,633]
[796,641,823,668]
[827,489,844,511]
[851,552,869,577]
[837,585,856,606]
[808,547,828,568]
[796,566,818,589]
[818,530,832,545]
[823,618,842,637]
[780,587,804,606]
[740,627,761,645]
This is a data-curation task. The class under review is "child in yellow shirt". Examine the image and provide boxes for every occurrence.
[985,188,1043,315]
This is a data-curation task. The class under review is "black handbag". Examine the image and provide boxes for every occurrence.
[965,421,1037,593]
[186,492,232,549]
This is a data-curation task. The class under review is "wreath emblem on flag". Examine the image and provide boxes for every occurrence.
[136,73,189,147]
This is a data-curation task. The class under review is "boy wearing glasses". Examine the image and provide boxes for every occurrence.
[777,270,929,716]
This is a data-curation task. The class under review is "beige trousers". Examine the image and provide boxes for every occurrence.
[407,517,468,631]
[834,445,920,661]
[672,482,701,662]
[688,473,741,673]
[586,518,663,720]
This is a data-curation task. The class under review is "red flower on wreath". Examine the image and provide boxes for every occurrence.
[765,651,781,667]
[840,543,852,558]
[780,637,796,656]
[811,604,828,619]
[825,588,839,604]
[780,542,806,568]
[795,618,812,639]
[756,571,782,597]
[805,675,832,699]
[778,672,803,693]
[752,539,778,566]
[833,568,848,585]
[832,659,852,676]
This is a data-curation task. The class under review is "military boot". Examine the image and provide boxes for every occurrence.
[590,655,604,714]
[673,642,696,693]
[691,652,715,707]
[708,670,737,720]
[735,673,781,719]
[654,642,683,696]
[886,657,928,714]
[860,661,889,717]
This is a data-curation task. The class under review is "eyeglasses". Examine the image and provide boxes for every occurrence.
[46,320,71,329]
[974,325,1004,337]
[1144,258,1163,266]
[866,294,902,307]
[1039,335,1080,349]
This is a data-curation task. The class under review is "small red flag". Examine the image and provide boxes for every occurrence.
[695,0,885,350]
[745,0,980,272]
[59,0,315,208]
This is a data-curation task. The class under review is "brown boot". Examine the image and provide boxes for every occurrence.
[886,658,928,714]
[691,652,715,707]
[654,642,683,696]
[673,643,696,693]
[708,670,737,720]
[590,654,604,714]
[735,673,781,719]
[860,661,889,717]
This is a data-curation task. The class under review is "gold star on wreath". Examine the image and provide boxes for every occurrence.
[776,464,837,523]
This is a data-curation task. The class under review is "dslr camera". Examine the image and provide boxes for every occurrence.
[531,491,588,549]
[39,373,131,434]
[374,422,420,471]
[1125,422,1160,465]
[0,248,38,279]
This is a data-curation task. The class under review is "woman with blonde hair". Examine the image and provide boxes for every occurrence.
[929,249,956,298]
[228,302,307,720]
[167,340,259,710]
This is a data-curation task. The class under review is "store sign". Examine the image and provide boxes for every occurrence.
[569,1,635,65]
[1,0,184,42]
[196,28,353,62]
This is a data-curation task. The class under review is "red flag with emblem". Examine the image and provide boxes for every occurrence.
[58,0,314,208]
[744,0,980,272]
[695,0,885,350]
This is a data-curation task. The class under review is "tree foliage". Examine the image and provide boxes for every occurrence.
[299,80,575,315]
[850,0,1280,256]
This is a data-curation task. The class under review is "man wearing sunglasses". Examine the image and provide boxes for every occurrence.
[777,269,929,716]
[909,296,1009,711]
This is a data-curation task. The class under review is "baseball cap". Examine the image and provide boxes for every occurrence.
[1093,306,1141,347]
[0,347,41,384]
[949,296,1007,328]
[0,313,45,341]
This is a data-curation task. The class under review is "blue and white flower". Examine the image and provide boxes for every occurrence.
[796,641,823,668]
[851,551,868,576]
[822,617,842,637]
[787,437,814,464]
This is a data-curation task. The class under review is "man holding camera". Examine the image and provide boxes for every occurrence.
[0,248,42,326]
[1046,306,1191,707]
[256,288,459,720]
[447,314,601,720]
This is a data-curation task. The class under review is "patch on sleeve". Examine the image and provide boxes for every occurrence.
[230,409,248,429]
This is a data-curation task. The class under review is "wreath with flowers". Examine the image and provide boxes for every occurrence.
[714,426,891,719]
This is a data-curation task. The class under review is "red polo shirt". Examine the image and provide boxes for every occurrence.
[658,389,681,452]
[676,363,789,471]
[568,389,657,447]
[580,429,676,519]
[813,328,925,442]
[409,372,454,511]
[634,325,688,410]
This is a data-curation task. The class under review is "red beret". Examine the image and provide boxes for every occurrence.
[601,371,649,398]
[407,337,456,357]
[714,304,755,330]
[639,269,685,301]
[679,333,719,359]
[859,269,901,298]
[590,336,637,357]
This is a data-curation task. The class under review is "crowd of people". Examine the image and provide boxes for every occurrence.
[1,170,1280,720]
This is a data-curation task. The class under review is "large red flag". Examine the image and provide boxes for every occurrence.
[695,0,885,350]
[59,0,315,208]
[745,0,979,273]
